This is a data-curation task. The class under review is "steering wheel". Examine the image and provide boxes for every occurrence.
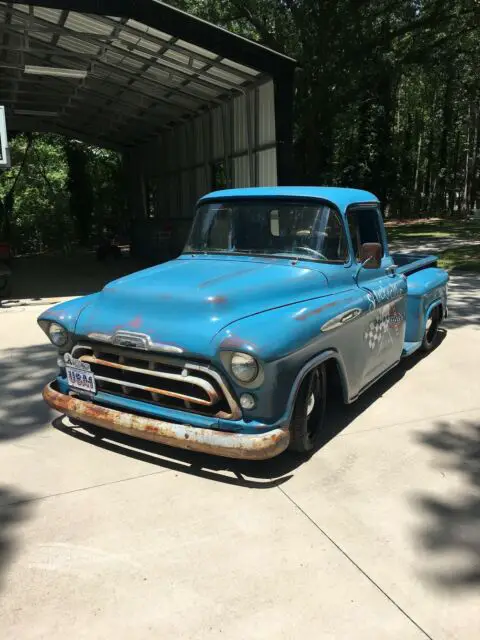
[295,246,327,260]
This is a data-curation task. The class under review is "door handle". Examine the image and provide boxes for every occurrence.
[385,264,398,277]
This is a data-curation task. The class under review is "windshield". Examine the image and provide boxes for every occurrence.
[184,199,349,263]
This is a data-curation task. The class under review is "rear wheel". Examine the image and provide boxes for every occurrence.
[289,364,327,453]
[421,306,440,352]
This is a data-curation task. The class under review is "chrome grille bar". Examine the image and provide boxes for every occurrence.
[93,375,215,406]
[79,354,219,405]
[71,343,241,419]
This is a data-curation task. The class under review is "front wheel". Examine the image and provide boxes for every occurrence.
[289,364,327,453]
[421,306,440,352]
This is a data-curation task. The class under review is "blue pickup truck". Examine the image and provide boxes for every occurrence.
[39,187,448,460]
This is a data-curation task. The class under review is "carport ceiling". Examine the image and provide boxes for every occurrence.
[0,0,295,149]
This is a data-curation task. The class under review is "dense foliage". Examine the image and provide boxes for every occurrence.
[1,0,478,253]
[0,134,127,253]
[173,0,479,216]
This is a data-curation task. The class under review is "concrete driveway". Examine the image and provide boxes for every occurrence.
[1,273,479,639]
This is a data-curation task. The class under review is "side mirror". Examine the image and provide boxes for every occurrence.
[359,242,382,270]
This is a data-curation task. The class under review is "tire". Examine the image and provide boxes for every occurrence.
[421,306,440,352]
[289,364,327,453]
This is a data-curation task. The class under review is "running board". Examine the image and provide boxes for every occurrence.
[402,341,422,357]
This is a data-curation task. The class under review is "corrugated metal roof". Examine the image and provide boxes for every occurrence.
[0,1,294,149]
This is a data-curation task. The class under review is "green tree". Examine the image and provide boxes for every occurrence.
[170,0,479,215]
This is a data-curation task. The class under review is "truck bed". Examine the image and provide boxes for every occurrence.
[391,253,438,276]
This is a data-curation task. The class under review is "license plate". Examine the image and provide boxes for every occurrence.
[64,353,96,394]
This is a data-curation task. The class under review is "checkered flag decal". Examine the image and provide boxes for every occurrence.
[364,314,389,350]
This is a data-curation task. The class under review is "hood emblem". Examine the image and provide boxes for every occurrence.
[112,331,149,350]
[88,330,184,354]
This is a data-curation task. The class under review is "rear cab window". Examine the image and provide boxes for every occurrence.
[347,206,385,261]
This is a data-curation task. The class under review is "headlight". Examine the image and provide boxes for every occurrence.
[231,352,259,383]
[48,322,69,347]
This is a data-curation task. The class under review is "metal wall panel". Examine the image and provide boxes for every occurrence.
[233,92,247,153]
[130,78,278,256]
[257,148,277,186]
[233,155,250,188]
[211,106,224,160]
[258,81,275,146]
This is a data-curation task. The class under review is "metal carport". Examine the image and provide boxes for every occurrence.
[0,0,296,256]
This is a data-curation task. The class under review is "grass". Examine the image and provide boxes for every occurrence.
[386,219,480,243]
[386,218,480,272]
[437,245,480,273]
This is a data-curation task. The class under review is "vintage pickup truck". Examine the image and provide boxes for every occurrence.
[39,187,448,460]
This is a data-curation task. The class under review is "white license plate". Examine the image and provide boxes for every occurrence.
[66,367,96,393]
[64,353,96,394]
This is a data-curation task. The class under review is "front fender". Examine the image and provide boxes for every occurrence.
[38,293,99,334]
[211,293,358,424]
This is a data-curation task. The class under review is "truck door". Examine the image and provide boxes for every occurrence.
[347,206,407,388]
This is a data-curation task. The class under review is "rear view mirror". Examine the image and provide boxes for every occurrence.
[359,243,382,269]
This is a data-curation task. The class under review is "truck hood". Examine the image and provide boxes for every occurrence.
[76,256,329,356]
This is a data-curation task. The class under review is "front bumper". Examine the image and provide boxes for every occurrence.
[43,382,290,460]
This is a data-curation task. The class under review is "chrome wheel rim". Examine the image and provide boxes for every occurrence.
[307,392,315,416]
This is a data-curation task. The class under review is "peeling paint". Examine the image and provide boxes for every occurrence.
[43,383,289,460]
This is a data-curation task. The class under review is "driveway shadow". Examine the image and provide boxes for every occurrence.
[0,343,56,441]
[0,486,35,592]
[4,252,145,301]
[412,418,480,590]
[444,272,480,329]
[52,339,442,489]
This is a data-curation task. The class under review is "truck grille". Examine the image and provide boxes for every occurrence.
[71,343,240,420]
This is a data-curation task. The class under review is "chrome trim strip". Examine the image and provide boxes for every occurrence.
[185,362,241,420]
[87,330,183,354]
[321,308,362,332]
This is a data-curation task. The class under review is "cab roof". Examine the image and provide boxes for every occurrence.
[199,187,380,214]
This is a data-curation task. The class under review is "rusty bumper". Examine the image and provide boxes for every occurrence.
[43,382,290,460]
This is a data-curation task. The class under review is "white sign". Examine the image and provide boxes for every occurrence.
[0,106,10,168]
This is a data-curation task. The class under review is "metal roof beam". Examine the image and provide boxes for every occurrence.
[14,0,296,77]
[2,7,257,83]
[4,8,224,108]
[13,48,194,118]
[84,15,257,82]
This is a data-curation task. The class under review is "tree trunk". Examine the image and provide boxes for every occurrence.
[435,64,455,212]
[449,130,460,215]
[463,103,471,214]
[414,130,423,213]
[423,90,437,213]
[469,101,479,212]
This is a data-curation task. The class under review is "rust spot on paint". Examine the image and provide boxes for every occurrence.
[207,295,228,305]
[295,296,357,322]
[43,383,289,460]
[128,316,143,329]
[220,334,259,352]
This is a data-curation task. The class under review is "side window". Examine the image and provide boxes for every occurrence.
[347,208,384,261]
[322,210,349,262]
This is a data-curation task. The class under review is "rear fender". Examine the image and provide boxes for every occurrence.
[405,268,448,342]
